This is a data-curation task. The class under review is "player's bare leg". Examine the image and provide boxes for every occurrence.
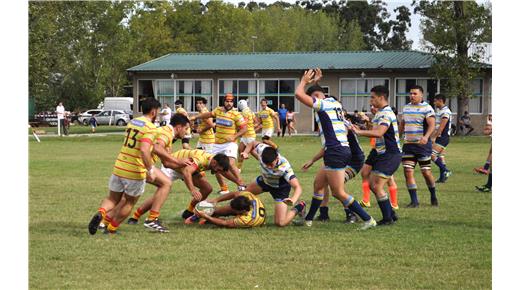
[88,190,123,235]
[237,142,246,170]
[106,194,140,233]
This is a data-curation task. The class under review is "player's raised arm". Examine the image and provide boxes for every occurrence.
[295,69,319,108]
[351,123,389,138]
[191,111,214,121]
[301,148,325,171]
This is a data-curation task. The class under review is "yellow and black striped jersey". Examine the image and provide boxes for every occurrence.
[241,107,256,138]
[211,107,246,144]
[112,116,157,180]
[198,107,215,144]
[152,125,175,163]
[257,107,276,129]
[233,192,266,228]
[171,149,213,173]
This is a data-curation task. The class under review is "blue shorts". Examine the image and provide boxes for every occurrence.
[434,136,450,148]
[364,149,378,166]
[372,152,402,178]
[402,143,432,162]
[323,146,351,170]
[347,153,365,173]
[256,176,291,202]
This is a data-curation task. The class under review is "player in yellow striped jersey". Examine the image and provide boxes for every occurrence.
[191,93,248,195]
[236,99,258,170]
[129,149,234,224]
[175,100,192,149]
[195,98,215,153]
[194,191,266,228]
[256,99,281,141]
[88,98,164,235]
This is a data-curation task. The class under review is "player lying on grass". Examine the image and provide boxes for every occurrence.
[350,85,401,225]
[295,68,376,230]
[192,191,266,228]
[207,141,306,227]
[128,149,235,229]
[95,114,194,233]
[301,119,365,224]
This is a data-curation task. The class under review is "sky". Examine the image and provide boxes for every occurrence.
[213,0,424,49]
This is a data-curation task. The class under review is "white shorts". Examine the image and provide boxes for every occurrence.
[196,141,214,154]
[160,166,184,182]
[240,137,256,145]
[262,128,274,138]
[212,142,238,159]
[108,174,146,197]
[184,134,192,139]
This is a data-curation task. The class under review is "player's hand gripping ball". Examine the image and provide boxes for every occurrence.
[195,200,215,216]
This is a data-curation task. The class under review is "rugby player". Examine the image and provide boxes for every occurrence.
[194,98,215,153]
[351,85,401,225]
[256,99,281,141]
[194,191,266,228]
[217,142,305,227]
[431,94,453,183]
[175,100,192,149]
[236,99,258,170]
[399,85,438,207]
[295,68,376,230]
[88,98,163,235]
[191,93,247,194]
[302,118,366,224]
[129,149,233,226]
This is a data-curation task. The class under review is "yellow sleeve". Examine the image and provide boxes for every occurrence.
[234,112,246,127]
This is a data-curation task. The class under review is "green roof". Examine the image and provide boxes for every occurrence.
[127,51,439,72]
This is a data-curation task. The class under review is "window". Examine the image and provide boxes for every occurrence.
[395,78,438,112]
[219,80,258,111]
[259,79,298,112]
[340,78,389,112]
[155,79,212,112]
[441,79,483,114]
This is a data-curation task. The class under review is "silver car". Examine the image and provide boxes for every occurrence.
[78,109,102,125]
[94,110,130,126]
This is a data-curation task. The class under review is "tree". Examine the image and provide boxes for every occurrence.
[414,0,491,130]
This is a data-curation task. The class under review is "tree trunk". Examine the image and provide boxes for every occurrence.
[454,1,470,135]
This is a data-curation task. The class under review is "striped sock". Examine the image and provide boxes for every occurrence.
[98,207,106,219]
[103,215,112,226]
[220,185,229,192]
[362,181,371,203]
[147,210,160,221]
[483,161,490,170]
[305,193,324,221]
[187,202,195,213]
[107,219,120,232]
[486,173,492,188]
[132,207,144,220]
[237,159,243,169]
[407,184,419,204]
[428,186,437,202]
[344,196,371,221]
[377,195,392,221]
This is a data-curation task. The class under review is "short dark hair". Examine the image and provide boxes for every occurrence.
[170,113,189,126]
[370,85,389,99]
[212,153,230,171]
[196,98,207,105]
[434,94,446,102]
[174,100,183,106]
[306,85,324,96]
[391,106,398,116]
[142,97,161,114]
[260,98,267,103]
[410,85,424,93]
[230,195,251,212]
[261,146,278,164]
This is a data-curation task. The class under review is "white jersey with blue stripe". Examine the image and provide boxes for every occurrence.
[372,106,401,154]
[312,97,349,148]
[435,105,452,138]
[402,101,435,144]
[254,143,296,188]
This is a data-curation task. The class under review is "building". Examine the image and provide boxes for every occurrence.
[127,51,492,134]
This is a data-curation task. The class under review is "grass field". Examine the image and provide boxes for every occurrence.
[29,135,491,289]
[29,125,126,135]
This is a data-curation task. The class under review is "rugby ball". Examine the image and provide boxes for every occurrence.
[195,201,215,216]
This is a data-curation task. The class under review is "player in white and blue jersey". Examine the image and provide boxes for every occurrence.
[399,85,438,208]
[351,85,401,225]
[431,94,453,183]
[230,141,306,227]
[295,68,376,230]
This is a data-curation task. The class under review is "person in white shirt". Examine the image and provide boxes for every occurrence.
[160,104,172,126]
[56,102,66,136]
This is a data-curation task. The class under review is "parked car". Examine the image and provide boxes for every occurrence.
[78,109,103,126]
[94,110,131,126]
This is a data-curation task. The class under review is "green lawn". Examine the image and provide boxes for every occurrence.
[29,135,491,289]
[29,125,126,135]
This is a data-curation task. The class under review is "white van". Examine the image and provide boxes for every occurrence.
[101,97,134,112]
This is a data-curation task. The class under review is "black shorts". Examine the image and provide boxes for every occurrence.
[182,138,190,144]
[365,149,378,166]
[434,136,450,148]
[323,146,351,170]
[372,152,402,178]
[256,176,291,202]
[402,143,432,161]
[347,153,365,173]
